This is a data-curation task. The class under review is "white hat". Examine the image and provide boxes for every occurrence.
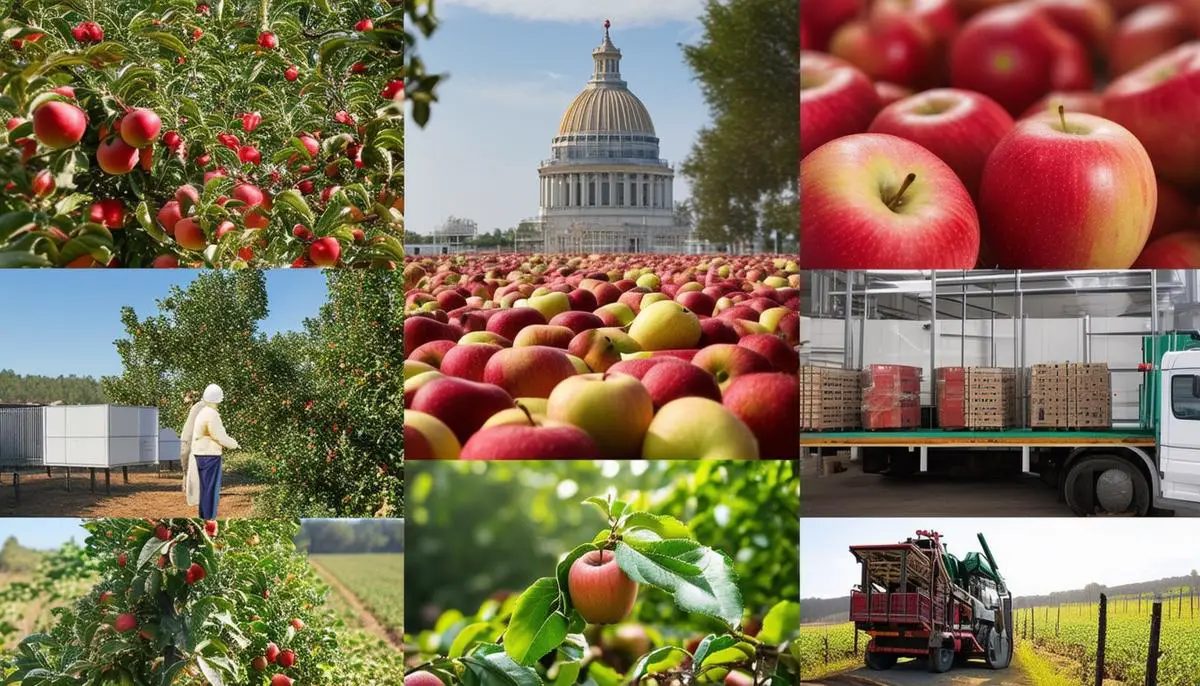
[203,384,224,404]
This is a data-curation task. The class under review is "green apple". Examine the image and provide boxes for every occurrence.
[460,331,513,347]
[635,273,661,290]
[641,397,759,459]
[527,291,571,320]
[547,373,654,459]
[758,307,791,333]
[514,397,549,415]
[566,354,591,374]
[677,281,703,294]
[595,302,636,327]
[763,275,788,288]
[404,360,438,381]
[628,301,702,351]
[640,292,669,309]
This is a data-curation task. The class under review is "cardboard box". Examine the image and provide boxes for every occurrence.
[800,366,862,430]
[862,365,922,429]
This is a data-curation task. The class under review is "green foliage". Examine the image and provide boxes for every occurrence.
[100,270,402,518]
[404,0,440,128]
[0,0,402,267]
[680,0,798,248]
[311,554,403,633]
[405,461,797,634]
[4,519,343,685]
[297,519,404,554]
[405,489,799,685]
[0,537,40,574]
[0,369,105,403]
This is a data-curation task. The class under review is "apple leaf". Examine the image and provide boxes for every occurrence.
[554,542,599,611]
[623,512,694,540]
[503,577,568,666]
[585,661,623,686]
[759,600,799,644]
[449,621,499,659]
[609,499,629,521]
[547,634,587,686]
[462,647,544,686]
[700,642,756,668]
[615,539,744,628]
[692,634,736,667]
[0,211,36,243]
[627,646,690,685]
[136,537,170,570]
[583,496,610,518]
[170,541,190,571]
[195,654,225,686]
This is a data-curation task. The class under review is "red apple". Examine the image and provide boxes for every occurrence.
[875,81,915,106]
[411,376,514,444]
[409,340,458,368]
[979,109,1156,267]
[1151,180,1195,237]
[868,88,1014,198]
[120,108,162,148]
[737,334,800,375]
[549,310,605,334]
[1134,230,1200,265]
[482,346,578,398]
[567,549,638,624]
[440,343,503,381]
[486,307,548,342]
[801,0,866,51]
[875,0,961,43]
[1104,42,1200,188]
[1019,90,1105,118]
[800,52,882,159]
[691,344,776,391]
[640,362,723,409]
[800,133,981,268]
[723,373,800,460]
[950,4,1093,115]
[1034,0,1116,55]
[32,101,87,149]
[831,13,937,87]
[403,316,461,356]
[97,137,140,175]
[460,419,602,460]
[1109,2,1194,75]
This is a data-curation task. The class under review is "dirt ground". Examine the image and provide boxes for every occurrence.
[809,659,1033,686]
[803,464,1070,517]
[0,466,265,518]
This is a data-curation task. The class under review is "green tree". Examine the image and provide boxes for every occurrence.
[0,369,106,403]
[0,0,402,267]
[405,0,442,128]
[681,0,799,248]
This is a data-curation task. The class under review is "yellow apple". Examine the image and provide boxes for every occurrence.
[405,410,462,459]
[628,301,702,351]
[547,373,654,459]
[641,397,759,460]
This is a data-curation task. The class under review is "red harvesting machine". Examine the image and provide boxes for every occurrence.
[848,530,1013,673]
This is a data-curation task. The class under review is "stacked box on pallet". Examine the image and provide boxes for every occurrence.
[1002,368,1019,427]
[799,366,862,430]
[862,364,921,429]
[1029,363,1069,427]
[1068,363,1112,428]
[935,367,967,429]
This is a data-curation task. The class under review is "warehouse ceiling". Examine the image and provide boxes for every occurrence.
[801,270,1188,320]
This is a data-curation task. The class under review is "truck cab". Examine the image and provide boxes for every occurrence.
[1154,350,1200,505]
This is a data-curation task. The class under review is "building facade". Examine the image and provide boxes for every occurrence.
[535,21,691,253]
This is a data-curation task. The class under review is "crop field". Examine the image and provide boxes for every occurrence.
[1022,596,1200,686]
[797,622,868,678]
[311,553,404,633]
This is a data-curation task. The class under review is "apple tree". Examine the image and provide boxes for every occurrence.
[0,0,403,267]
[404,494,800,685]
[4,518,351,685]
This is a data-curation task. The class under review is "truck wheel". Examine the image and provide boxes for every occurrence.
[865,651,897,670]
[1063,456,1150,516]
[982,626,1012,669]
[928,647,954,673]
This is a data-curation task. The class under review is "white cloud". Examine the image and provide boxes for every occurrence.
[440,0,704,25]
[540,70,565,80]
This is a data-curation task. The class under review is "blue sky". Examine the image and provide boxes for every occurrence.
[801,519,1200,600]
[0,519,88,550]
[407,0,710,235]
[0,271,326,378]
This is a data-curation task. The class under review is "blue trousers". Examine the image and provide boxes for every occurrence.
[196,455,223,520]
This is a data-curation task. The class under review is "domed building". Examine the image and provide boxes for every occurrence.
[535,21,691,253]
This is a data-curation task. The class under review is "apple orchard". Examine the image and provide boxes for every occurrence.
[799,0,1200,269]
[0,0,402,267]
[402,254,800,460]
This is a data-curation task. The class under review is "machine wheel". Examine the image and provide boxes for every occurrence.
[982,626,1013,669]
[864,651,897,670]
[927,647,954,673]
[1063,456,1150,516]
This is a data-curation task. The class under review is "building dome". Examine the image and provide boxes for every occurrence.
[557,87,655,136]
[554,20,656,137]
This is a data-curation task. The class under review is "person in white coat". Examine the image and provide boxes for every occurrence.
[180,384,239,519]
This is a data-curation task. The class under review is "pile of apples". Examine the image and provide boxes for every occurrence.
[800,0,1200,269]
[401,254,799,460]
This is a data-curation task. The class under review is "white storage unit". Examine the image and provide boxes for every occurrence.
[0,407,44,467]
[42,405,159,468]
[158,428,182,464]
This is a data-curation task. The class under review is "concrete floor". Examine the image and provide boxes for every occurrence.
[802,464,1071,517]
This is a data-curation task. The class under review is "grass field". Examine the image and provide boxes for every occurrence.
[310,554,404,633]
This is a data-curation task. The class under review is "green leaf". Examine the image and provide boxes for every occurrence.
[623,538,705,577]
[461,650,543,686]
[583,496,610,518]
[503,577,568,666]
[274,189,314,222]
[171,542,191,571]
[136,537,170,570]
[700,642,755,668]
[195,654,225,686]
[627,646,689,685]
[759,601,799,644]
[449,621,497,659]
[623,512,694,540]
[692,634,736,668]
[135,201,167,243]
[142,32,189,56]
[6,121,32,144]
[609,499,629,521]
[0,211,36,243]
[614,539,744,628]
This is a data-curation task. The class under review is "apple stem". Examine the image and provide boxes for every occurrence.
[1058,104,1067,131]
[886,173,917,212]
[516,402,535,426]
